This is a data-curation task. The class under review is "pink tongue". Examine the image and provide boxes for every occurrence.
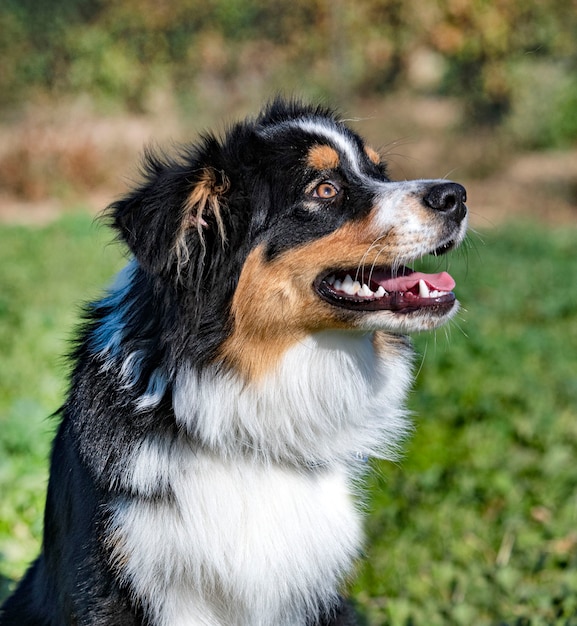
[376,270,455,293]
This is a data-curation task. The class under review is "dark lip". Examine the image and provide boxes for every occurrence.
[313,240,458,314]
[432,240,456,256]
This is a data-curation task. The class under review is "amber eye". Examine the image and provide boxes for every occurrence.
[313,181,340,199]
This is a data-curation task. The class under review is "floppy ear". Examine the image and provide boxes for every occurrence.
[109,147,230,277]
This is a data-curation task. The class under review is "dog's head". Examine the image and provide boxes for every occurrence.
[110,99,467,379]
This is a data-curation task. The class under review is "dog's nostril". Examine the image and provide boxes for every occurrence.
[423,183,467,215]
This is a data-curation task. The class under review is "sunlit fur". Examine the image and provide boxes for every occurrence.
[0,99,467,626]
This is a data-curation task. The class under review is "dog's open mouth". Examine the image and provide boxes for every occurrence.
[314,244,458,313]
[315,267,455,312]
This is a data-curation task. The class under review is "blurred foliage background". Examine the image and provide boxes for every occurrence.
[2,0,577,219]
[1,1,577,624]
[1,0,577,223]
[1,0,577,141]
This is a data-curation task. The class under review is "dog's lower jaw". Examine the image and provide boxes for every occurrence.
[356,298,461,334]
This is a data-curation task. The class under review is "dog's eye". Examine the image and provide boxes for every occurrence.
[313,182,340,199]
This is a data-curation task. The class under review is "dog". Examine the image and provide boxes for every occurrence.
[0,99,467,625]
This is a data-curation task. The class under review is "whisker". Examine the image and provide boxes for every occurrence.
[355,235,388,283]
[441,167,460,180]
[443,324,451,346]
[366,243,390,284]
[390,255,405,277]
[469,210,497,229]
[451,313,469,339]
[455,231,482,282]
[414,341,428,379]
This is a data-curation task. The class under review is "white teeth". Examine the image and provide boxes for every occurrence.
[419,279,430,298]
[341,274,355,295]
[359,284,373,297]
[327,272,450,301]
[328,275,390,299]
[341,275,362,296]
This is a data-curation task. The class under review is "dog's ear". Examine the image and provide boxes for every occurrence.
[181,165,230,248]
[109,145,230,277]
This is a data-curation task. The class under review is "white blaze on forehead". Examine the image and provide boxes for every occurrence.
[259,117,374,178]
[293,119,365,176]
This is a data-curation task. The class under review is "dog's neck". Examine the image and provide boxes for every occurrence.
[173,330,414,467]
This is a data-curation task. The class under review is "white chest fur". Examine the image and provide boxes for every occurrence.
[108,330,412,625]
[110,456,361,626]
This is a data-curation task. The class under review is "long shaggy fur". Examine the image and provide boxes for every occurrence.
[0,99,467,626]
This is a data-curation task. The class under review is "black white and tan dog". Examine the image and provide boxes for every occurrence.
[0,99,468,625]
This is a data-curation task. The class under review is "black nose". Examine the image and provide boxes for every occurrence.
[423,183,467,221]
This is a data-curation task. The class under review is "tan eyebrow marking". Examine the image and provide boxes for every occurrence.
[365,146,381,165]
[307,144,340,170]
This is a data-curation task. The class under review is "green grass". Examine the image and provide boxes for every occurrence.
[0,213,124,586]
[1,216,576,624]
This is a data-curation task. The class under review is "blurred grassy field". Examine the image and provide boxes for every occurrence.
[0,214,576,624]
[0,213,125,593]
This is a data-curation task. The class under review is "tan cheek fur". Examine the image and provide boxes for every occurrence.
[219,215,402,381]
